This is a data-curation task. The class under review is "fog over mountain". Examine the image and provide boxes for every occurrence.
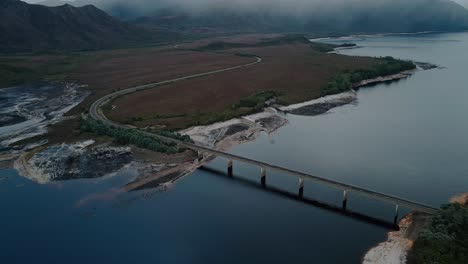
[26,0,468,33]
[26,0,468,12]
[456,0,468,7]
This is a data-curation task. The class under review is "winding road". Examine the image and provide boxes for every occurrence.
[89,55,262,123]
[88,53,438,215]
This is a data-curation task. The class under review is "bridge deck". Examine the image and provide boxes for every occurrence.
[95,115,439,215]
[89,54,438,216]
[182,141,438,214]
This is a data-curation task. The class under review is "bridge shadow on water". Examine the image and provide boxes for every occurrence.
[199,166,400,231]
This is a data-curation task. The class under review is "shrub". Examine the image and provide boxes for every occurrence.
[407,203,468,264]
[322,57,416,96]
[81,119,191,154]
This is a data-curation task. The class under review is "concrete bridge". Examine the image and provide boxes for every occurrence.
[91,107,438,218]
[170,135,438,218]
[89,54,439,227]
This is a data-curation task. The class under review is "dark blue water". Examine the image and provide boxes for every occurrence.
[2,32,468,263]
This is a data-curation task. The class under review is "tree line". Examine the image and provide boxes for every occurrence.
[322,56,416,96]
[81,119,192,154]
[408,203,468,264]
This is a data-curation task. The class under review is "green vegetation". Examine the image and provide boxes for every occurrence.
[195,34,340,55]
[322,56,416,96]
[408,203,468,264]
[196,34,342,54]
[81,119,192,154]
[233,91,278,109]
[185,91,279,126]
[309,42,337,53]
[196,34,316,51]
[196,41,248,51]
[0,53,84,88]
[337,43,357,48]
[135,91,280,130]
[0,64,36,87]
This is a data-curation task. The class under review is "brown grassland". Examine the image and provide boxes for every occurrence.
[0,42,254,143]
[106,42,378,130]
[1,34,380,142]
[69,46,253,114]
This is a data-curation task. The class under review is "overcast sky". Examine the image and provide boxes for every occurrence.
[24,0,468,9]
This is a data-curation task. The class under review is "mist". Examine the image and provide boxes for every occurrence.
[25,0,468,15]
[23,0,468,33]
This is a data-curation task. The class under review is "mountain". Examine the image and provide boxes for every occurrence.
[11,0,468,52]
[36,0,75,6]
[131,0,468,34]
[0,0,175,53]
[77,0,468,34]
[311,0,468,33]
[32,0,468,34]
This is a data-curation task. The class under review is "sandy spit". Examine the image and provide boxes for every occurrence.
[362,212,431,264]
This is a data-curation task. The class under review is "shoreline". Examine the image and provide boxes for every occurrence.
[309,31,440,42]
[6,43,437,192]
[362,212,431,264]
[9,66,424,188]
[277,68,418,117]
[363,192,468,264]
[154,59,437,199]
[175,65,425,172]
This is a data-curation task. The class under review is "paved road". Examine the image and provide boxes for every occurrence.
[89,55,439,215]
[89,56,262,122]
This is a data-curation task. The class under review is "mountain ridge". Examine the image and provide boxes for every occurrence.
[34,0,468,34]
[0,0,177,53]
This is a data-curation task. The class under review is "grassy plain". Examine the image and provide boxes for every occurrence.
[1,34,411,141]
[0,39,254,143]
[106,38,379,130]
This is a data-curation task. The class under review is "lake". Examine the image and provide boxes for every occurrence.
[1,32,468,263]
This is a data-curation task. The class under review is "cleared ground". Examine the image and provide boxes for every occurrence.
[107,43,378,129]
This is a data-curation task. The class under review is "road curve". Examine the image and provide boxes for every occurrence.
[89,56,262,122]
[89,55,439,215]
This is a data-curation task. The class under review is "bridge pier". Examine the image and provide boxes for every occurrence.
[393,204,400,225]
[197,151,204,162]
[227,159,233,177]
[342,190,348,210]
[298,177,304,198]
[261,167,266,186]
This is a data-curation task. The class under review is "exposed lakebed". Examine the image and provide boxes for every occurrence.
[0,82,89,151]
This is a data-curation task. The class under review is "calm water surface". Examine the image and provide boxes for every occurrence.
[1,32,468,263]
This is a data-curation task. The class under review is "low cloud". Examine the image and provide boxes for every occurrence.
[24,0,468,17]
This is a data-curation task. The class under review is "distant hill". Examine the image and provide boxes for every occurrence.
[12,0,468,52]
[0,0,177,53]
[130,0,468,34]
[36,0,74,6]
[32,0,468,34]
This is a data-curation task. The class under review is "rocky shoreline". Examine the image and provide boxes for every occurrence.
[2,60,438,193]
[278,62,438,117]
[0,82,89,163]
[10,110,288,194]
[3,67,421,189]
[181,110,288,150]
[362,212,431,264]
[363,192,467,264]
[279,91,358,116]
